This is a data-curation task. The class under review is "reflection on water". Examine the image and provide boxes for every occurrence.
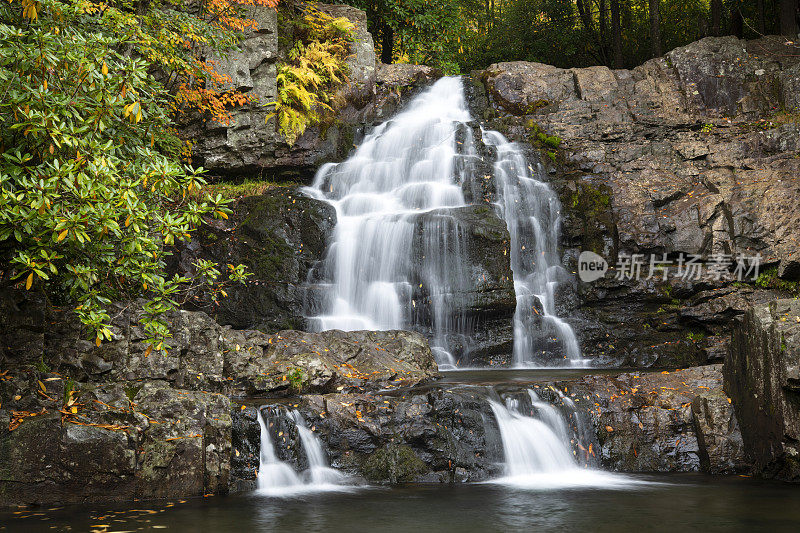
[3,476,800,532]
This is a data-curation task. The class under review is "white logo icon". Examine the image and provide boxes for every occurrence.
[578,251,608,282]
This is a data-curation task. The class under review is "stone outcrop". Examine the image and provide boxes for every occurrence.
[573,365,747,473]
[725,298,800,481]
[173,186,335,332]
[185,3,376,180]
[0,291,437,506]
[476,35,800,367]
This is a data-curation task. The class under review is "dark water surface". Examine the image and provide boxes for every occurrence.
[2,475,800,532]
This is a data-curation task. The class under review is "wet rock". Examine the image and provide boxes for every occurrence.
[724,299,800,481]
[411,205,517,363]
[173,186,336,333]
[230,385,505,486]
[186,4,377,179]
[375,64,443,119]
[571,365,747,473]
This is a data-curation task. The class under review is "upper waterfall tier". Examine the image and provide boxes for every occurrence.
[304,76,583,368]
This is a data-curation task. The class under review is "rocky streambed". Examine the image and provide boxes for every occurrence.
[1,289,779,507]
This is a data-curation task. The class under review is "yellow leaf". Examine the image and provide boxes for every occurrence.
[215,210,228,219]
[70,406,77,414]
[102,61,108,76]
[43,79,47,91]
[38,380,46,392]
[125,215,131,227]
[144,345,153,358]
[57,229,68,242]
[95,336,102,347]
[25,273,33,290]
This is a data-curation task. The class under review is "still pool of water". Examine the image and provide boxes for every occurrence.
[2,475,800,532]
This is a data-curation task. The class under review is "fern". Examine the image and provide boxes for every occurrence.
[268,8,354,145]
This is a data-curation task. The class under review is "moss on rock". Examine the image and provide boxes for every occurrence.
[362,443,428,483]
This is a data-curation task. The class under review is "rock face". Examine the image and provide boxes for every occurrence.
[0,291,437,506]
[573,365,747,473]
[410,205,517,363]
[184,3,375,180]
[174,186,335,332]
[374,63,443,119]
[477,36,800,367]
[725,299,800,480]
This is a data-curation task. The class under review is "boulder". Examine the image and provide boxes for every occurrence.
[572,365,747,473]
[222,329,439,396]
[724,299,800,481]
[174,186,336,333]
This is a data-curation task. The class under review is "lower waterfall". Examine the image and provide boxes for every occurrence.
[256,408,354,496]
[488,390,642,489]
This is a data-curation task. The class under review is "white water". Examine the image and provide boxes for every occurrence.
[289,410,348,486]
[483,131,586,367]
[305,76,583,368]
[305,76,475,367]
[256,408,354,496]
[488,390,642,489]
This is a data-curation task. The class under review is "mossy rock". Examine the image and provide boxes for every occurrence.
[362,443,429,483]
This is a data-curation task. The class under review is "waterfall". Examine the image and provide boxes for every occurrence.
[255,409,303,492]
[255,408,353,496]
[305,76,475,367]
[289,410,347,485]
[488,390,640,489]
[305,76,583,368]
[483,131,584,367]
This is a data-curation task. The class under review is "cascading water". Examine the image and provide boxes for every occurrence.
[289,410,347,485]
[256,408,353,496]
[488,390,641,489]
[483,131,584,367]
[305,76,583,368]
[304,76,476,367]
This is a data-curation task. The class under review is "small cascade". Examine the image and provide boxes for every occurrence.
[483,131,584,367]
[488,390,638,489]
[289,410,347,485]
[255,409,303,492]
[255,408,353,496]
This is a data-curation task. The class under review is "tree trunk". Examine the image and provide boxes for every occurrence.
[780,0,798,38]
[600,0,609,49]
[711,0,722,36]
[381,24,394,64]
[649,0,662,58]
[577,0,607,63]
[611,0,623,68]
[731,5,744,38]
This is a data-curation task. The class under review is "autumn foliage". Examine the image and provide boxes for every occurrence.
[0,0,267,348]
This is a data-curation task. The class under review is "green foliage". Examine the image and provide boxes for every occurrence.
[755,267,800,296]
[0,0,250,348]
[686,331,706,343]
[346,0,785,74]
[270,7,353,145]
[286,367,306,392]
